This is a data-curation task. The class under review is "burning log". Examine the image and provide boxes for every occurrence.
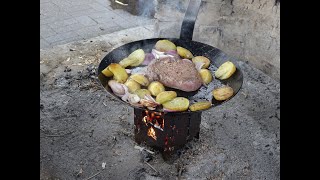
[147,127,157,140]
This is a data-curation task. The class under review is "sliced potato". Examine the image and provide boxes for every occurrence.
[162,97,190,112]
[189,101,212,111]
[128,49,145,66]
[156,91,177,104]
[119,57,139,68]
[108,63,128,83]
[125,79,141,93]
[192,56,210,69]
[199,69,213,85]
[212,86,234,101]
[155,40,177,52]
[215,61,236,80]
[148,81,165,96]
[101,66,113,77]
[134,89,151,99]
[177,46,193,59]
[130,74,150,86]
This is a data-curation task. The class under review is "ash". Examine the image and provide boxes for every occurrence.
[188,64,223,104]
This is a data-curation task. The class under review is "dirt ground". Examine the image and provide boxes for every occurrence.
[40,27,280,180]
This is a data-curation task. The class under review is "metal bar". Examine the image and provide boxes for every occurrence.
[180,0,202,41]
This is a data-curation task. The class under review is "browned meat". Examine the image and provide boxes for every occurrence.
[145,57,202,92]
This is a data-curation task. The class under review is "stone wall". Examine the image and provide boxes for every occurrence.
[154,0,280,81]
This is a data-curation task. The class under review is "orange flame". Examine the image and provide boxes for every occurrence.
[147,127,157,140]
[142,116,147,125]
[142,111,165,131]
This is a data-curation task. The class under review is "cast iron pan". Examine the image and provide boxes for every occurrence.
[97,0,243,113]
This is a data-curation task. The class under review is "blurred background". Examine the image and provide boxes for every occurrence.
[40,0,279,81]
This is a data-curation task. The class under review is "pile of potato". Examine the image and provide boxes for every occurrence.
[101,39,237,112]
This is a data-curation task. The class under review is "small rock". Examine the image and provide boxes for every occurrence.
[222,113,227,119]
[86,65,97,76]
[54,77,69,87]
[119,115,126,120]
[75,168,83,177]
[192,150,199,155]
[65,74,72,79]
[64,66,71,72]
[253,141,259,146]
[185,143,193,150]
[102,162,106,169]
[140,150,153,162]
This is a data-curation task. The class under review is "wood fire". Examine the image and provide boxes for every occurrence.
[147,127,157,140]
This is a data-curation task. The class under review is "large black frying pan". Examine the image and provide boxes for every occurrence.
[97,0,243,114]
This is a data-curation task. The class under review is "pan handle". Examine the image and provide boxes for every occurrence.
[180,0,202,41]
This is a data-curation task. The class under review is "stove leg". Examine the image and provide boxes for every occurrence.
[195,132,200,139]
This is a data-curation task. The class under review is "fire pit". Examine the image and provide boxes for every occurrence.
[97,0,243,159]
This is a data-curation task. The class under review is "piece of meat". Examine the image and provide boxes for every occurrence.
[145,57,202,92]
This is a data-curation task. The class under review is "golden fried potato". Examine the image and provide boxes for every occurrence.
[101,66,113,77]
[134,89,151,99]
[162,97,190,111]
[215,61,236,80]
[212,86,234,101]
[155,91,177,104]
[189,101,212,111]
[177,46,193,59]
[192,56,210,69]
[125,79,141,93]
[199,69,213,85]
[155,40,177,52]
[128,49,145,66]
[148,81,165,96]
[108,63,128,83]
[130,74,150,86]
[119,57,139,68]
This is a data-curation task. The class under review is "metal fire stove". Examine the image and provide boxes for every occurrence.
[134,108,201,157]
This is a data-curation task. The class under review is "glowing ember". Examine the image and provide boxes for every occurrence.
[147,127,157,140]
[142,110,165,131]
[142,116,147,125]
